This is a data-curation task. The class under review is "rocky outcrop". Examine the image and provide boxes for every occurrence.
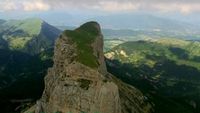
[26,22,153,113]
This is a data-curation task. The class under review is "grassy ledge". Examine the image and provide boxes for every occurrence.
[63,22,100,68]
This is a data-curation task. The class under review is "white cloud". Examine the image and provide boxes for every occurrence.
[22,0,50,11]
[0,0,17,11]
[45,0,200,14]
[152,3,200,14]
[0,0,200,14]
[0,0,50,12]
[97,1,140,12]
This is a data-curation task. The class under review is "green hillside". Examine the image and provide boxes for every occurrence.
[106,39,200,113]
[0,18,61,54]
[104,39,125,52]
[106,39,200,70]
[2,18,42,35]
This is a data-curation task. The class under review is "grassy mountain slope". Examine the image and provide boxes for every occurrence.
[0,18,60,112]
[2,18,43,35]
[105,39,200,113]
[0,18,61,54]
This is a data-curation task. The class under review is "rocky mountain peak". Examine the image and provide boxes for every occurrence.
[25,22,152,113]
[61,21,107,74]
[79,21,101,35]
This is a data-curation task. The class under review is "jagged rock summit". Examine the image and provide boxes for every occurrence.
[26,22,152,113]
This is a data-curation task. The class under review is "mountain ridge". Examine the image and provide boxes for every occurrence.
[0,18,61,55]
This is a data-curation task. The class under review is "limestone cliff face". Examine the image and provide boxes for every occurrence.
[27,22,152,113]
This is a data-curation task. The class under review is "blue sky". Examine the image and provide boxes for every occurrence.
[0,0,200,26]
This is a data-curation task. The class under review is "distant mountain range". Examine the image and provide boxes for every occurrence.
[56,14,200,40]
[57,26,200,41]
[88,14,200,33]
